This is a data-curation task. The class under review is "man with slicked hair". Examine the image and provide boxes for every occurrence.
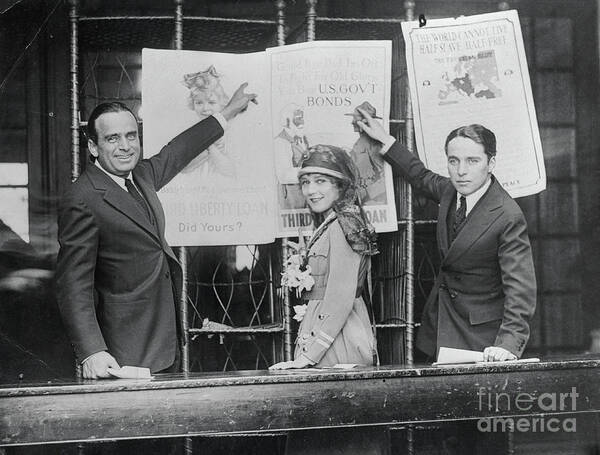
[357,112,536,363]
[56,84,256,378]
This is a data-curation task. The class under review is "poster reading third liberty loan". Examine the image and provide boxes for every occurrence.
[402,10,546,198]
[268,41,397,237]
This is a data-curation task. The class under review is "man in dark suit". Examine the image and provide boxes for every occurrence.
[56,84,256,379]
[357,109,536,362]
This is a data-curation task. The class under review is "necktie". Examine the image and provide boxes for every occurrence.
[124,178,154,224]
[453,195,467,239]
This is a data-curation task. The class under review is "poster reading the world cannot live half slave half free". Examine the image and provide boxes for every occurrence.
[402,10,546,198]
[142,41,397,246]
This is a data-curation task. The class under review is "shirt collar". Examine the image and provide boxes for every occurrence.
[458,176,492,217]
[94,159,131,190]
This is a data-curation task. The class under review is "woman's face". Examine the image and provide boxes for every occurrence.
[192,92,224,119]
[299,173,340,215]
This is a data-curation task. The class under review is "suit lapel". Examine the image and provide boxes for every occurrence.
[86,165,161,243]
[443,178,504,266]
[437,187,454,256]
[134,176,165,238]
[134,174,179,263]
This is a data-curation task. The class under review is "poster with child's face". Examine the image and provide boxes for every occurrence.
[142,48,276,246]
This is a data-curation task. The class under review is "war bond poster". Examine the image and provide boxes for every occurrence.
[269,41,397,237]
[142,48,275,246]
[402,10,546,198]
[142,41,397,245]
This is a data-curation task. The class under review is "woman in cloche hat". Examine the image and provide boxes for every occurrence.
[270,144,378,370]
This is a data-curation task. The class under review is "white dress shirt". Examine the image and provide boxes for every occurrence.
[460,177,492,216]
[94,160,130,189]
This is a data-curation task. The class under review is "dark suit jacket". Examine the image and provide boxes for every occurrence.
[384,141,536,358]
[56,116,223,372]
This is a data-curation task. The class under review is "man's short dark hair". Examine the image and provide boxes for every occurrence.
[444,124,497,160]
[87,102,137,144]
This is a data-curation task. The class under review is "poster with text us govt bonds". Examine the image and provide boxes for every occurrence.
[269,41,397,237]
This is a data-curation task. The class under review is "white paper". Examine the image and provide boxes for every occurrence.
[433,346,541,366]
[402,10,546,198]
[434,346,483,365]
[107,366,152,379]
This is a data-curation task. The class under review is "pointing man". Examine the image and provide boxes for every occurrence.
[357,110,536,362]
[56,84,256,378]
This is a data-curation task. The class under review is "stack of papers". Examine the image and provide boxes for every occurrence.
[107,366,152,379]
[433,347,540,366]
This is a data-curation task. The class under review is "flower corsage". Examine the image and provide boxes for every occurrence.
[292,303,308,322]
[281,253,315,300]
[281,233,314,322]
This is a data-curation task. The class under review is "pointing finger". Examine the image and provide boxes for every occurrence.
[232,82,248,97]
[238,82,248,91]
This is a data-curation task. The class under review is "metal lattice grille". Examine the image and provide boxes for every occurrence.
[185,245,282,372]
[79,17,277,52]
[288,17,405,43]
[72,6,438,372]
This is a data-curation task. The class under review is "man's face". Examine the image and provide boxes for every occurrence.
[89,111,141,177]
[446,136,495,196]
